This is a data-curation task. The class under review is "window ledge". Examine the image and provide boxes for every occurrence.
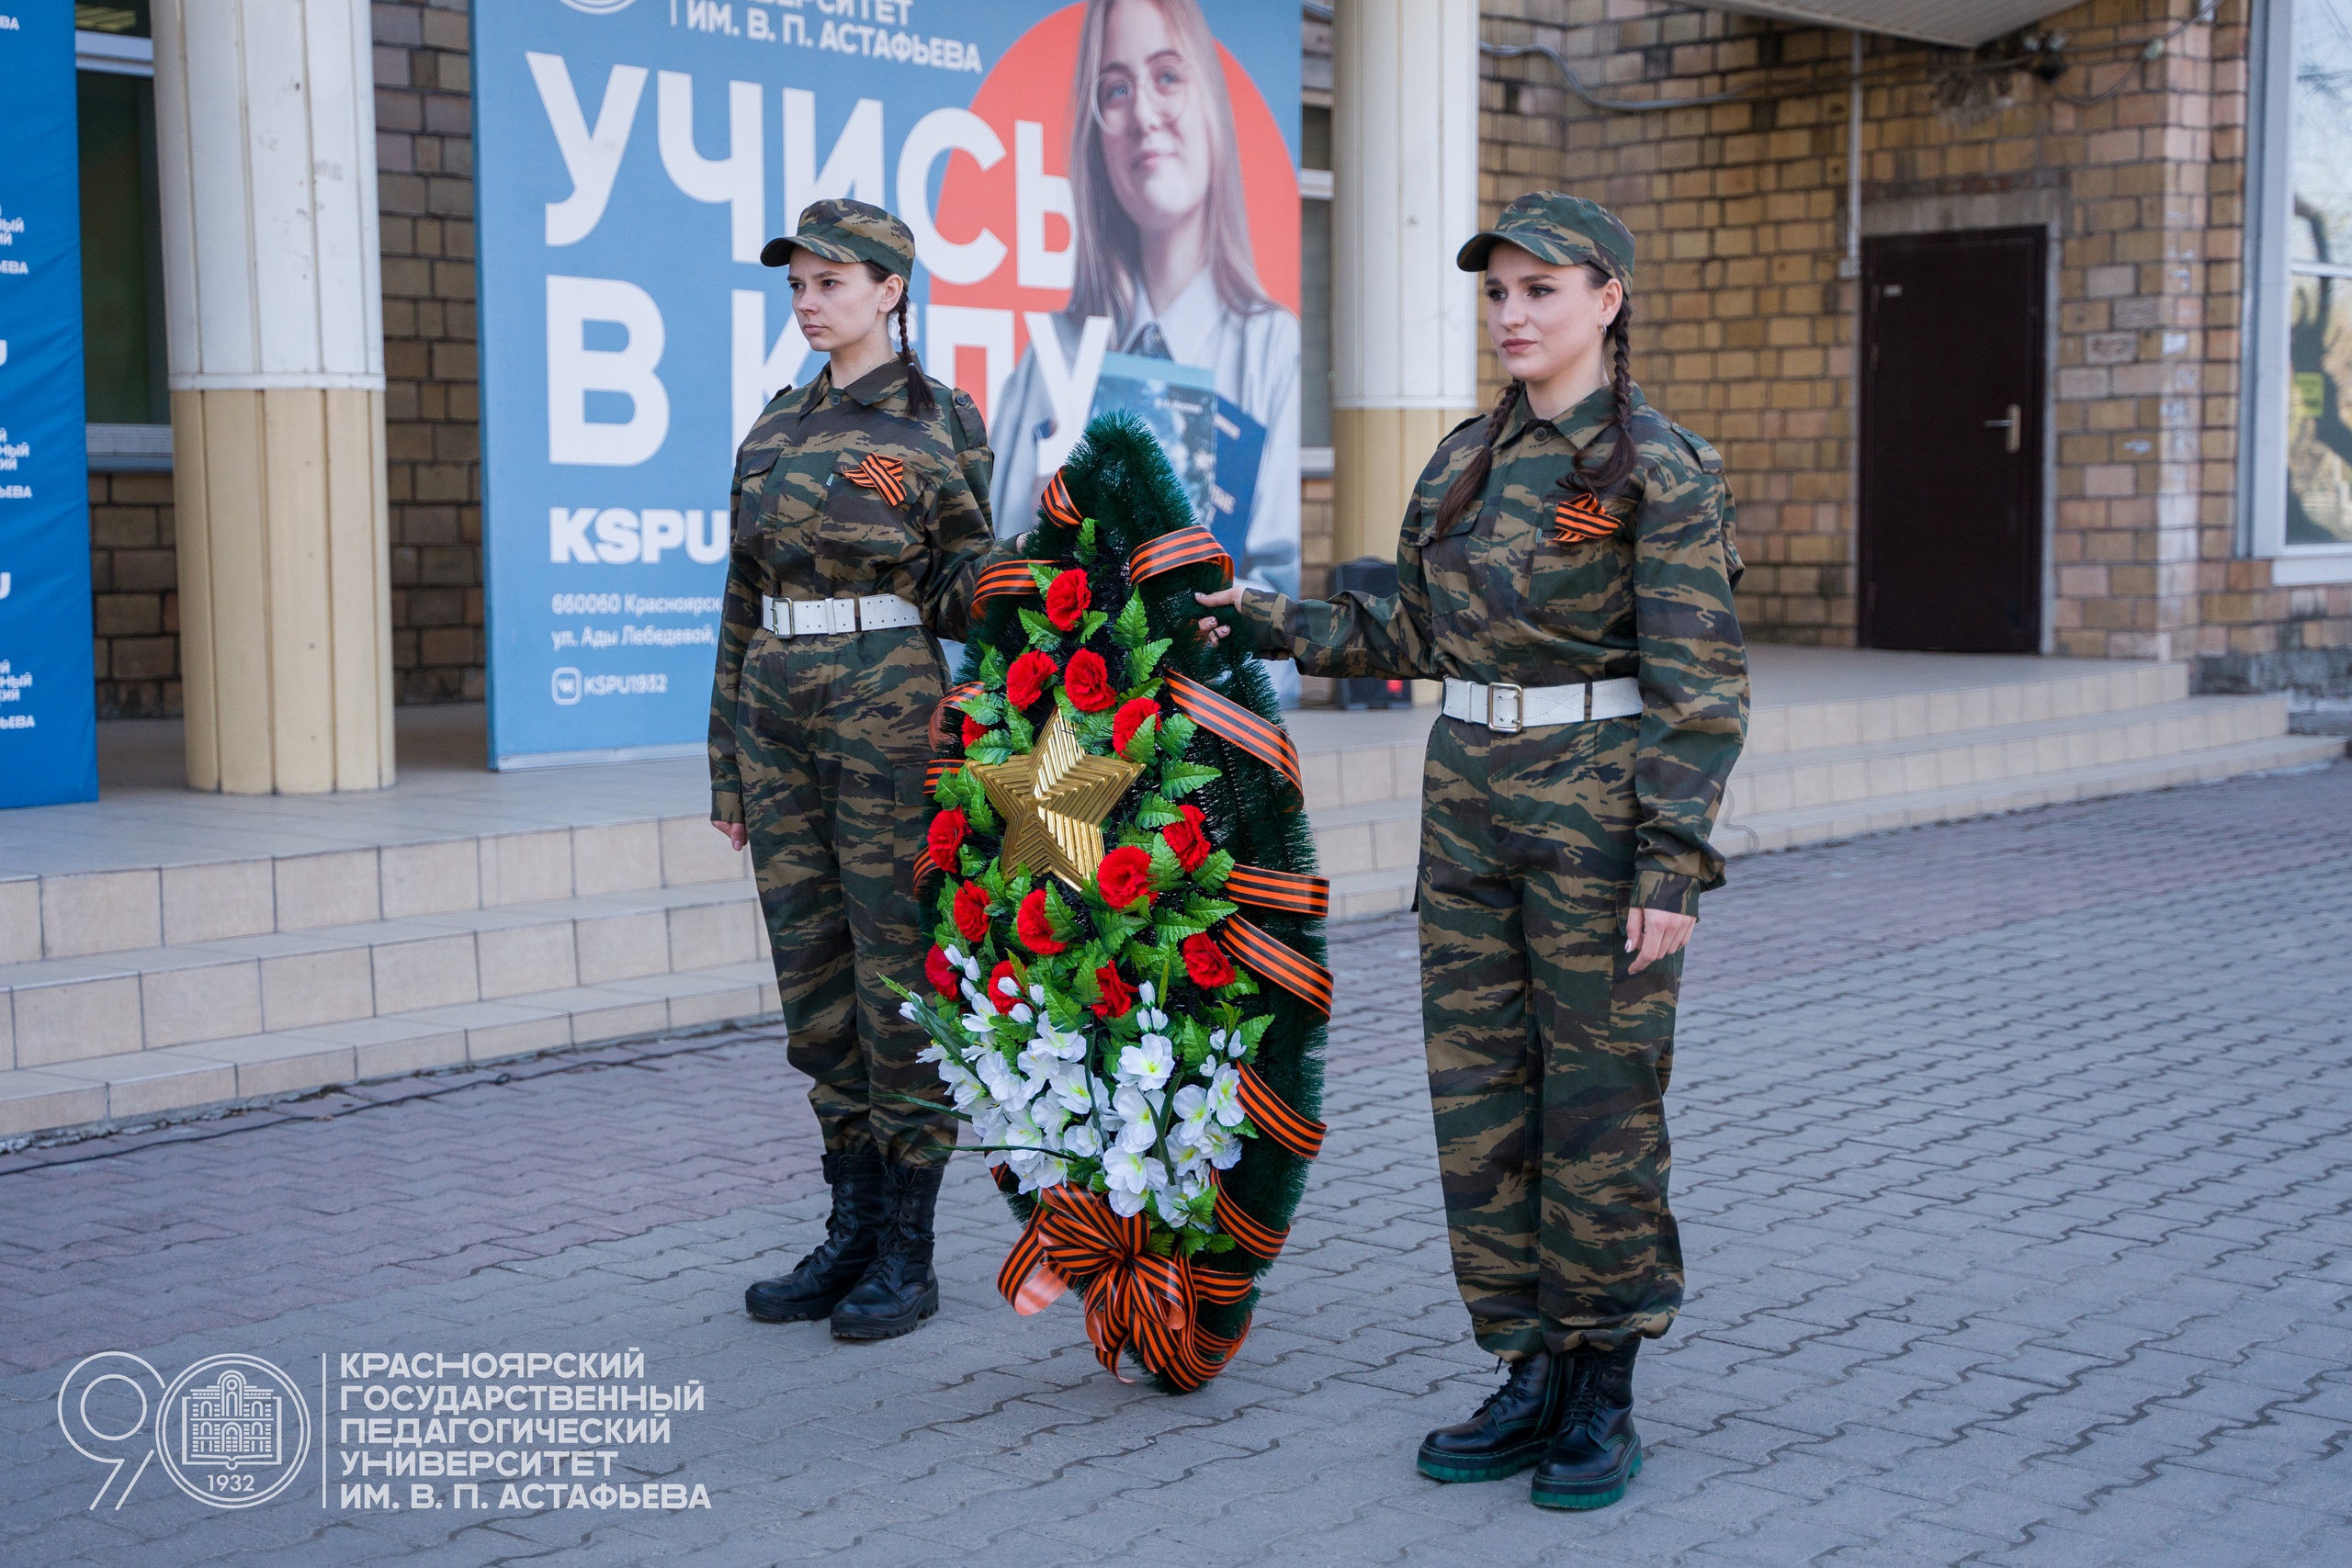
[88,423,173,473]
[2268,552,2352,586]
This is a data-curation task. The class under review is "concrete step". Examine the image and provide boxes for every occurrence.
[1,812,750,964]
[1329,866,1418,920]
[0,961,782,1140]
[1721,695,2292,821]
[0,879,766,1070]
[1743,659,2188,758]
[1716,732,2346,858]
[1307,795,1421,882]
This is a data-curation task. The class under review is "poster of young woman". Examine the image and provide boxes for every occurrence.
[473,0,1298,767]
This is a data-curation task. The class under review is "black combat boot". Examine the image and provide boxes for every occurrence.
[1530,1337,1644,1510]
[1416,1351,1573,1483]
[829,1162,944,1340]
[744,1151,887,1322]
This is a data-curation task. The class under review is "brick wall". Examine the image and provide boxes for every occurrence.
[88,471,179,719]
[373,0,483,703]
[1475,0,2350,686]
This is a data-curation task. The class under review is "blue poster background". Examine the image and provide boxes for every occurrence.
[0,6,98,807]
[474,0,1298,769]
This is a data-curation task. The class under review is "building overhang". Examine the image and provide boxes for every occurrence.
[1700,1,2080,49]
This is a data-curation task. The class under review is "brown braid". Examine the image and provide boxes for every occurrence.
[865,261,937,419]
[1577,265,1638,494]
[1430,379,1522,537]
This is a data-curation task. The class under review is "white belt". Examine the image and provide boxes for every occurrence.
[1442,675,1642,733]
[760,593,921,637]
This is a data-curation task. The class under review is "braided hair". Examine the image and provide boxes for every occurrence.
[865,261,937,419]
[1577,265,1638,494]
[1431,261,1635,536]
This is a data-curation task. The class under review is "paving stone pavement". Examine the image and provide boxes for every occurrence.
[4,761,2349,1567]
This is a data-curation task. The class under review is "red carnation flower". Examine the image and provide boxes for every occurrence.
[927,807,967,868]
[1182,931,1236,988]
[952,880,990,943]
[1015,887,1065,954]
[924,944,960,999]
[1044,568,1091,632]
[1007,650,1057,711]
[988,959,1023,1014]
[1095,843,1153,909]
[1091,964,1137,1021]
[1162,803,1212,873]
[1064,649,1115,713]
[1112,695,1159,754]
[961,713,988,748]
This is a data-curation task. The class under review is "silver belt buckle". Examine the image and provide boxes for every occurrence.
[1487,682,1523,734]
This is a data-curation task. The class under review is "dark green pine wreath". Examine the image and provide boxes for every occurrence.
[945,412,1326,1390]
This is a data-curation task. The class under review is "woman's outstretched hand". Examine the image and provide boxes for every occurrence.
[1193,586,1243,645]
[1625,907,1695,975]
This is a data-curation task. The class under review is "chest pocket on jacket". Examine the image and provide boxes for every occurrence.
[820,454,930,552]
[732,448,782,541]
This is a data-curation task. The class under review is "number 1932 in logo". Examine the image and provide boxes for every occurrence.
[60,1351,312,1510]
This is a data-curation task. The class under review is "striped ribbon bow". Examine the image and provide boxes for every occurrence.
[997,1184,1253,1388]
[1553,488,1618,544]
[842,454,909,505]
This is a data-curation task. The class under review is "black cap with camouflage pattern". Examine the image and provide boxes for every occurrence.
[1455,191,1635,284]
[760,197,917,279]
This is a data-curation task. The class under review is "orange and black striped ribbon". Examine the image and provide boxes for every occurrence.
[1040,468,1083,530]
[1554,490,1617,544]
[1127,525,1232,587]
[842,454,908,505]
[1164,673,1302,797]
[911,847,940,886]
[1235,1063,1328,1160]
[975,559,1051,608]
[1223,863,1330,919]
[925,759,963,794]
[1211,1176,1288,1260]
[1221,915,1334,1019]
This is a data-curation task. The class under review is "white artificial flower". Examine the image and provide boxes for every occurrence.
[1204,1064,1247,1128]
[997,974,1020,999]
[1136,1002,1170,1034]
[1137,982,1157,1009]
[1111,1083,1159,1153]
[1017,1155,1069,1193]
[977,1052,1043,1108]
[1061,1122,1104,1159]
[1118,1034,1175,1092]
[1102,1146,1156,1212]
[1020,1019,1090,1080]
[1009,1002,1035,1025]
[898,998,920,1022]
[1049,1061,1102,1117]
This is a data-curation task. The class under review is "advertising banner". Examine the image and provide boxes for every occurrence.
[475,0,1299,769]
[0,6,99,807]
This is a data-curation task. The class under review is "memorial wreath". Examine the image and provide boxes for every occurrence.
[891,414,1329,1393]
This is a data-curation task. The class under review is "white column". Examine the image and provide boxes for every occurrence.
[1330,0,1480,568]
[153,0,394,794]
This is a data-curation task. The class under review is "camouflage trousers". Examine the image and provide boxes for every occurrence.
[1418,715,1684,1359]
[734,625,957,1168]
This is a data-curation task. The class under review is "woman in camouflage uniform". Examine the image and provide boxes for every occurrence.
[1198,193,1748,1508]
[710,199,1012,1342]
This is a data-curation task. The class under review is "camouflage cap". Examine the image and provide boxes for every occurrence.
[1455,191,1635,284]
[760,197,916,279]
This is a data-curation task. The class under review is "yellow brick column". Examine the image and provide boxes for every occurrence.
[153,0,394,794]
[1330,0,1480,569]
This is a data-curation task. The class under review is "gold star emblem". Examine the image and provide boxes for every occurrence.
[970,710,1144,889]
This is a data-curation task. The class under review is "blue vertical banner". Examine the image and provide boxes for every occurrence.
[0,6,99,807]
[474,0,1299,769]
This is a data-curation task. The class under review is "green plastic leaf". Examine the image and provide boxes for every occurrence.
[1119,713,1159,764]
[1132,794,1182,829]
[1029,562,1059,594]
[1111,591,1148,649]
[1019,606,1063,651]
[956,690,1005,724]
[980,645,1009,686]
[1079,609,1110,644]
[1127,637,1172,687]
[1184,896,1238,926]
[967,742,1014,766]
[1147,835,1184,890]
[1158,712,1197,758]
[1002,704,1035,752]
[1159,761,1221,799]
[1076,516,1098,562]
[1190,848,1234,891]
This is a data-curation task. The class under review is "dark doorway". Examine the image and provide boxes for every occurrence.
[1859,227,2046,652]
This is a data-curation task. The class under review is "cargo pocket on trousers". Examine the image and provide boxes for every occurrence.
[894,762,937,900]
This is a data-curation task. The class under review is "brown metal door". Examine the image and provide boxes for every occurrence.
[1859,228,2045,652]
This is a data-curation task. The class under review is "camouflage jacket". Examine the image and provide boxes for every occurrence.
[1236,382,1748,912]
[709,358,1002,824]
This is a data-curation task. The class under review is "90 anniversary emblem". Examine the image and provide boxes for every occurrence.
[59,1352,311,1509]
